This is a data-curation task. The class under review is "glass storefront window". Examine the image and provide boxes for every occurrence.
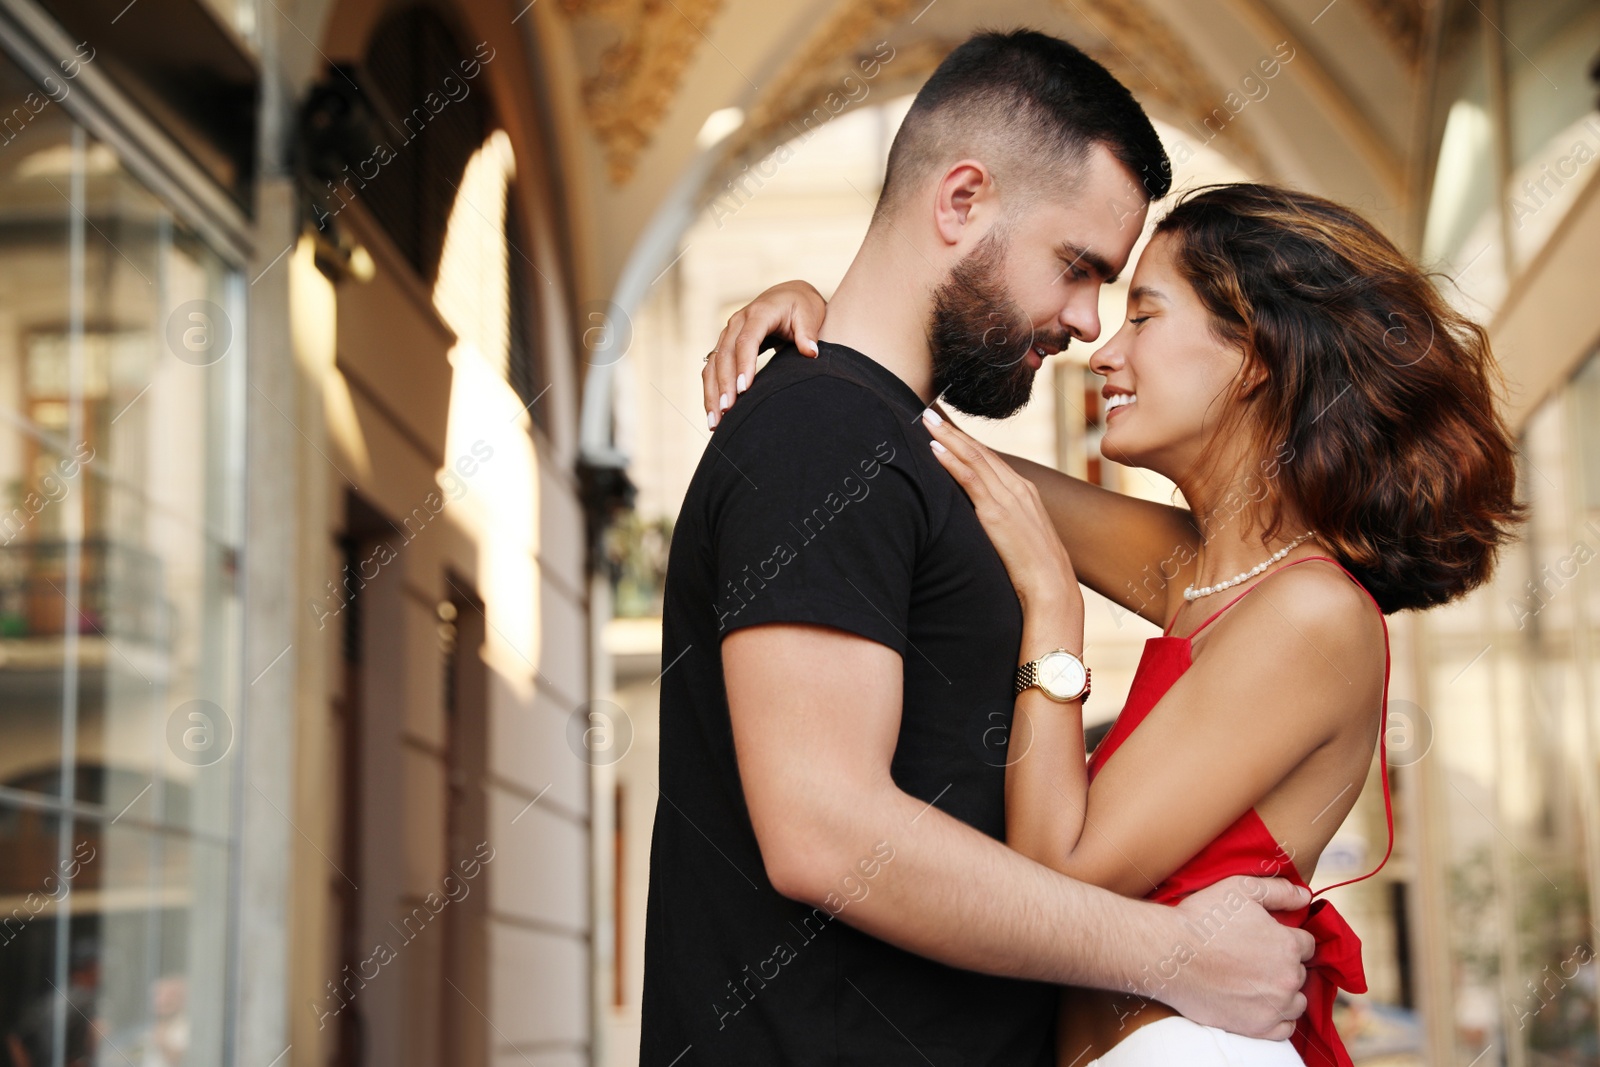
[0,43,244,1067]
[1417,11,1600,1057]
[1421,347,1600,1063]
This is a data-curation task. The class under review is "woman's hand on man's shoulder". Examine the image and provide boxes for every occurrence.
[705,280,828,428]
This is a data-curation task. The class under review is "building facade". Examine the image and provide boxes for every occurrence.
[0,0,605,1064]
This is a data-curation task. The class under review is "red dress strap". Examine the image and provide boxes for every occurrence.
[1175,583,1263,640]
[1169,553,1329,640]
[1169,554,1396,898]
[1306,561,1395,900]
[1243,555,1395,899]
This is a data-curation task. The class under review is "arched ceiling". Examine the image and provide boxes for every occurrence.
[529,0,1434,307]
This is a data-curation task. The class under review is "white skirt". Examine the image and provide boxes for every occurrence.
[1080,1016,1306,1066]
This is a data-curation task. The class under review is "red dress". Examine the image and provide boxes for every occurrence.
[1084,556,1394,1067]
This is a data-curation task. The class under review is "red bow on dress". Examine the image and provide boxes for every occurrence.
[1291,898,1367,1067]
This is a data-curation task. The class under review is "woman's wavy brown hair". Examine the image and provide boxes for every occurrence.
[1152,183,1526,614]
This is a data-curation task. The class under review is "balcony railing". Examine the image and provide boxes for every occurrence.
[0,539,170,646]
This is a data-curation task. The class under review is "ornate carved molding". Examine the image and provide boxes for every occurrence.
[1352,0,1428,69]
[562,0,725,184]
[725,0,922,161]
[1060,0,1271,174]
[562,0,1424,191]
[717,0,1273,189]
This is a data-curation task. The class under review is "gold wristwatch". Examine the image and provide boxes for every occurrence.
[1014,648,1090,703]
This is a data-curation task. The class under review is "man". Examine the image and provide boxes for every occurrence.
[640,29,1313,1065]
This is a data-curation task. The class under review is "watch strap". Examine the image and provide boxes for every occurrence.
[1014,650,1091,703]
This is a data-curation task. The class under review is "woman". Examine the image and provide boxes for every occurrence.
[699,184,1524,1065]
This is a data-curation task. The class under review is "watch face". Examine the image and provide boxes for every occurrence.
[1038,651,1086,700]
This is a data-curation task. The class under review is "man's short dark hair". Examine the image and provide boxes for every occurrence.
[875,29,1170,220]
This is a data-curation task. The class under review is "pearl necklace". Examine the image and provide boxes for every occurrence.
[1183,532,1318,601]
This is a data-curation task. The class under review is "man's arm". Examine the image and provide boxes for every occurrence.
[724,622,1315,1039]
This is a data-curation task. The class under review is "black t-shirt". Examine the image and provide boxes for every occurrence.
[639,341,1058,1066]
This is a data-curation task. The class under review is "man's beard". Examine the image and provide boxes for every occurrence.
[928,228,1067,419]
